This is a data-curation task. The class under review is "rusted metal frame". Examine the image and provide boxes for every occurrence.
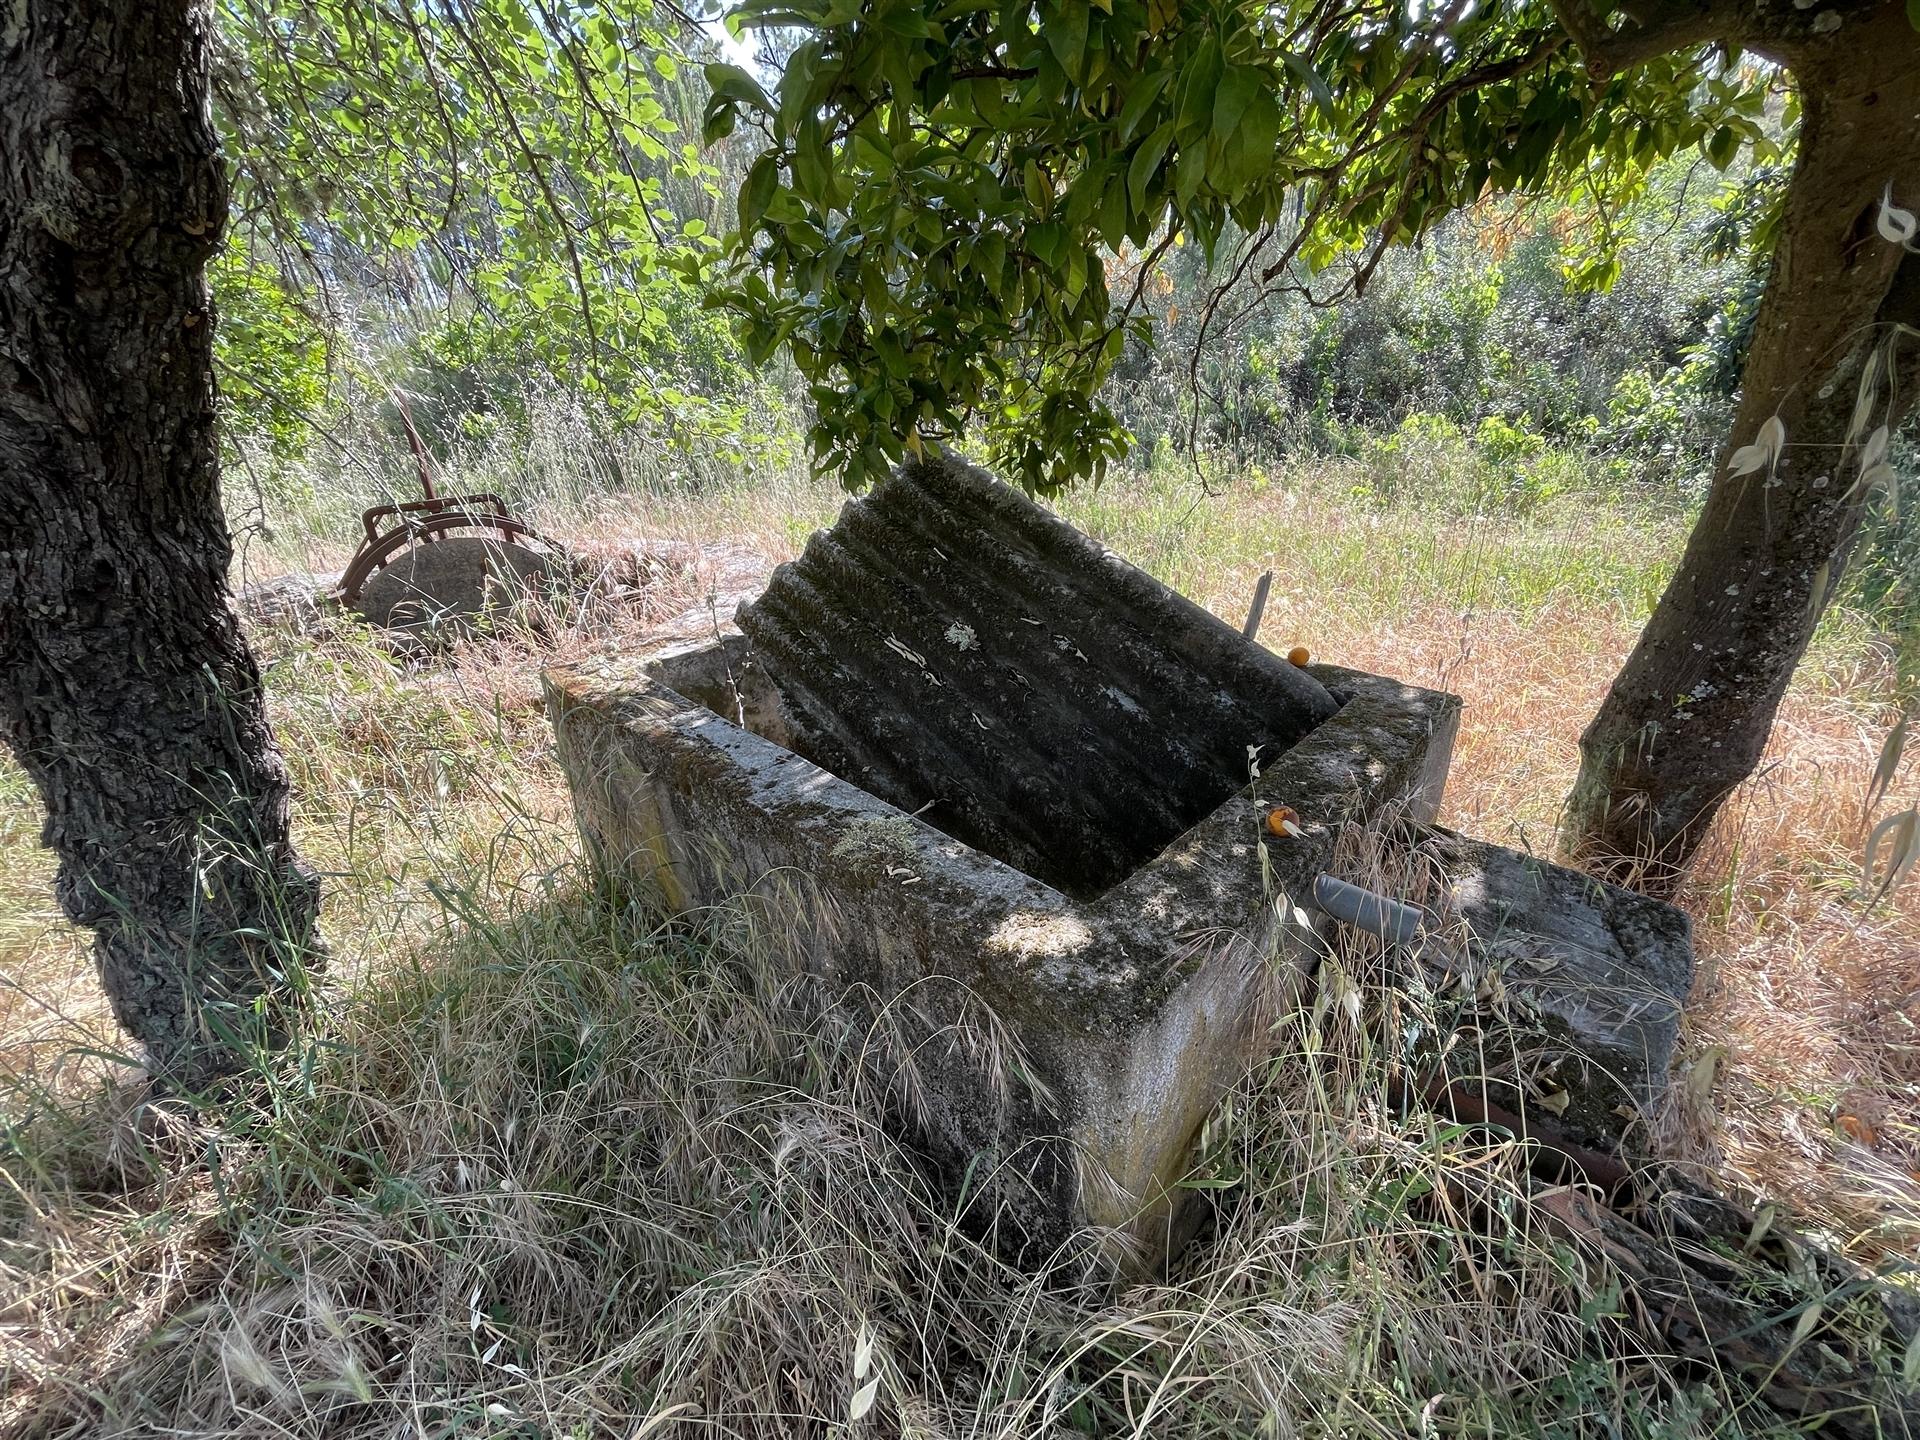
[337,503,554,603]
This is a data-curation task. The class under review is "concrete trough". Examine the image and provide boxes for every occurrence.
[545,455,1689,1258]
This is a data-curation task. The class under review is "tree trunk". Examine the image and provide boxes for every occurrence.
[0,1,321,1083]
[1563,27,1920,887]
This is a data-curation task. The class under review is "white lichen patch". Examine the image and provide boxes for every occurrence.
[830,814,920,868]
[945,621,978,650]
[986,909,1095,961]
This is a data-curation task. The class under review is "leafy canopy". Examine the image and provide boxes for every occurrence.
[213,0,733,440]
[703,0,1774,492]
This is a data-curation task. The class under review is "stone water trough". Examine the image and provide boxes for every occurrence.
[546,455,1692,1258]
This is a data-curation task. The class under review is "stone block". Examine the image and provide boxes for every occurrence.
[1406,824,1693,1153]
[357,534,561,637]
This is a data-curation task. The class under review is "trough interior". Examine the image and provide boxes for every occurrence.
[641,459,1360,901]
[652,638,1345,902]
[702,459,1352,901]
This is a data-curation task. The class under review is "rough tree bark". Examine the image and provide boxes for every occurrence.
[1560,1,1920,886]
[0,1,321,1082]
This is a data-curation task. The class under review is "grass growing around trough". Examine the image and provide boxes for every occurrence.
[3,452,1917,1436]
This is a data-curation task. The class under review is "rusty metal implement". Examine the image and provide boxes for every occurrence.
[336,394,561,611]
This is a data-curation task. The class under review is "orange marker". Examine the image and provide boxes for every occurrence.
[1266,805,1303,838]
[1287,645,1310,666]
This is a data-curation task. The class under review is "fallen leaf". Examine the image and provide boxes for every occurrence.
[1837,1114,1878,1147]
[1684,1046,1728,1108]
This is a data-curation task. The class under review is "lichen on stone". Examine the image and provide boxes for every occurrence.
[830,814,921,869]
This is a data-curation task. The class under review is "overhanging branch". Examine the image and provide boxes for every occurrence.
[1544,0,1729,78]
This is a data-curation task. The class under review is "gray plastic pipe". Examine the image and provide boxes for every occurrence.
[1308,873,1427,946]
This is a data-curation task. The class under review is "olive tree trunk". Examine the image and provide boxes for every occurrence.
[1564,26,1920,886]
[0,0,321,1083]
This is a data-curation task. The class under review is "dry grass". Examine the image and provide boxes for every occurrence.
[1054,467,1920,1264]
[2,451,1916,1437]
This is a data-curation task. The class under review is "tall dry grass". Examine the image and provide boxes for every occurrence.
[3,444,1916,1436]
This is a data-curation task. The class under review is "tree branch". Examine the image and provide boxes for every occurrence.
[1544,0,1728,79]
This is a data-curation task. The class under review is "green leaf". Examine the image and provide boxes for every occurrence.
[762,183,807,224]
[1176,35,1222,135]
[875,329,909,378]
[739,155,779,231]
[703,98,740,147]
[966,76,1012,128]
[1065,163,1108,227]
[1173,143,1207,208]
[1097,181,1129,250]
[1282,50,1335,120]
[705,63,772,113]
[1115,68,1172,145]
[1028,220,1064,266]
[1212,66,1259,141]
[1706,124,1738,170]
[882,7,941,39]
[1045,3,1090,80]
[780,40,823,137]
[1024,158,1050,210]
[1128,121,1175,212]
[1221,90,1279,195]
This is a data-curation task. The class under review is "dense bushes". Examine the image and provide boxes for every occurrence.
[1108,157,1744,498]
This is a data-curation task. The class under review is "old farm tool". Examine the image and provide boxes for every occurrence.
[337,398,565,636]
